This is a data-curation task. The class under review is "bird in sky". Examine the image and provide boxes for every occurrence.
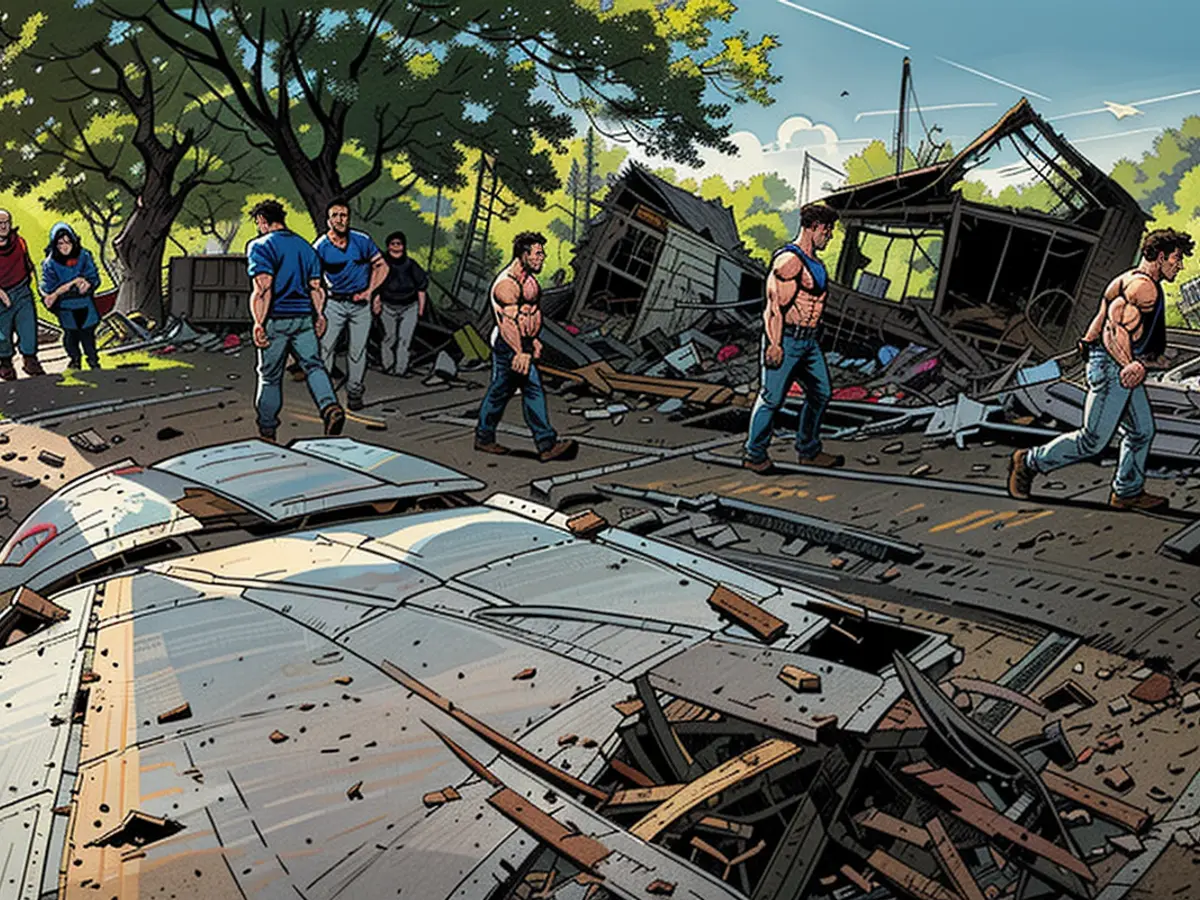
[840,90,850,97]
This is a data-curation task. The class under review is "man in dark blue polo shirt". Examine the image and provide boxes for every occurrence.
[246,198,344,441]
[313,199,387,411]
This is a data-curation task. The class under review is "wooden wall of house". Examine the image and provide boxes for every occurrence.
[1067,207,1145,340]
[629,224,731,340]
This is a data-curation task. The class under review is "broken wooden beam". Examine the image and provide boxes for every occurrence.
[629,738,803,842]
[608,757,655,788]
[866,849,960,900]
[778,664,820,692]
[566,510,608,538]
[1041,769,1151,834]
[694,816,754,841]
[488,788,611,873]
[605,784,684,809]
[384,661,607,801]
[854,808,931,849]
[706,585,787,643]
[839,864,875,893]
[926,815,987,900]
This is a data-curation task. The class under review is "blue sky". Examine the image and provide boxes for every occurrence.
[655,0,1200,191]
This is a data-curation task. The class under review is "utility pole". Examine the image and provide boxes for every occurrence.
[895,56,911,176]
[584,127,596,225]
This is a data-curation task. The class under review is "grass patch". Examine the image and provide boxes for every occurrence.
[101,349,193,372]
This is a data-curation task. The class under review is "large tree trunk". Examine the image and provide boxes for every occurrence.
[112,201,176,324]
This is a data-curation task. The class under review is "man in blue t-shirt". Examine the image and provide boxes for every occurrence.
[312,200,387,411]
[246,198,344,442]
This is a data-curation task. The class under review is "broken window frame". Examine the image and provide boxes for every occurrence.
[845,224,946,303]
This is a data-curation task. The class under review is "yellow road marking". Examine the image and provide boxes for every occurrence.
[816,494,836,503]
[900,503,926,514]
[1004,509,1056,529]
[759,487,797,499]
[955,511,1020,533]
[731,483,766,495]
[929,509,994,533]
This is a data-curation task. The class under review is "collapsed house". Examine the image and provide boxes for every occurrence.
[819,99,1147,374]
[563,164,767,344]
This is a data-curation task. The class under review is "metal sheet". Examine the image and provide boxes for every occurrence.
[290,437,485,493]
[0,797,53,900]
[152,439,409,522]
[648,638,888,739]
[352,507,575,580]
[0,462,204,593]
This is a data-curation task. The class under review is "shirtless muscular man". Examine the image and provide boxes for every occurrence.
[743,203,845,472]
[474,231,576,462]
[1009,227,1193,511]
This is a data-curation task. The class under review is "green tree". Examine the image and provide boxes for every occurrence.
[0,8,260,319]
[1111,117,1200,214]
[108,0,778,234]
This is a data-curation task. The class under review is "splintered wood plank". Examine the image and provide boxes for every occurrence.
[901,764,993,809]
[706,585,787,643]
[866,850,961,900]
[926,816,986,900]
[925,785,1094,884]
[630,738,802,841]
[488,788,611,872]
[855,808,931,849]
[606,784,685,808]
[1041,770,1151,834]
[609,758,655,788]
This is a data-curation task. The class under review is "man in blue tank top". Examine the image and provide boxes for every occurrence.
[1009,228,1193,512]
[246,199,344,442]
[743,203,844,472]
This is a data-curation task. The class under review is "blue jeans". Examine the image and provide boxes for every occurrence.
[744,333,832,461]
[1028,346,1154,499]
[0,281,38,358]
[255,316,338,432]
[475,339,557,452]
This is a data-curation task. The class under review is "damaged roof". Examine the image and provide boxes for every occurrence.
[618,163,749,254]
[822,99,1146,218]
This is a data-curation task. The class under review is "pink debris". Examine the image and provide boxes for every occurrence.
[564,324,580,335]
[911,358,940,375]
[832,386,869,401]
[787,382,804,397]
[223,333,241,350]
[716,344,741,363]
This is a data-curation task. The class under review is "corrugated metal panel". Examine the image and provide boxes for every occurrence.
[290,437,485,494]
[0,463,204,593]
[153,440,413,522]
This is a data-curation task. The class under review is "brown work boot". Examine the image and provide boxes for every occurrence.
[0,358,15,381]
[474,439,510,455]
[538,439,578,463]
[798,451,845,468]
[742,456,773,474]
[22,355,44,376]
[1109,491,1169,512]
[1008,449,1035,500]
[321,403,345,436]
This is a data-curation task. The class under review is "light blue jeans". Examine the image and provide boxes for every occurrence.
[1028,346,1154,499]
[744,332,832,461]
[321,296,371,401]
[256,316,338,432]
[0,281,38,358]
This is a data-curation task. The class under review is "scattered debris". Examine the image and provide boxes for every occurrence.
[1108,696,1132,715]
[269,730,288,744]
[433,351,458,381]
[566,510,608,538]
[646,878,676,895]
[156,702,192,725]
[1130,672,1173,704]
[333,676,354,685]
[87,810,184,848]
[346,781,364,801]
[69,429,109,453]
[513,668,537,681]
[1103,766,1134,792]
[1182,691,1200,713]
[705,584,786,643]
[777,664,820,692]
[37,450,65,468]
[156,426,184,441]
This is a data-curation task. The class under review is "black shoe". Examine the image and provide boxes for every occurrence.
[86,357,102,370]
[321,404,345,436]
[258,428,277,443]
[347,395,364,412]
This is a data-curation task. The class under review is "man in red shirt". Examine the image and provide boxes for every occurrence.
[0,210,45,380]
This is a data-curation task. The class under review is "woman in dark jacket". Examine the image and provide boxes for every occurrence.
[40,222,101,369]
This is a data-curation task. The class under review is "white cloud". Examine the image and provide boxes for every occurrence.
[623,114,874,201]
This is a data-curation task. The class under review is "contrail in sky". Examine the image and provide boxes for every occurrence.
[1069,127,1164,145]
[937,57,1052,103]
[855,102,998,122]
[1050,88,1200,121]
[776,0,910,51]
